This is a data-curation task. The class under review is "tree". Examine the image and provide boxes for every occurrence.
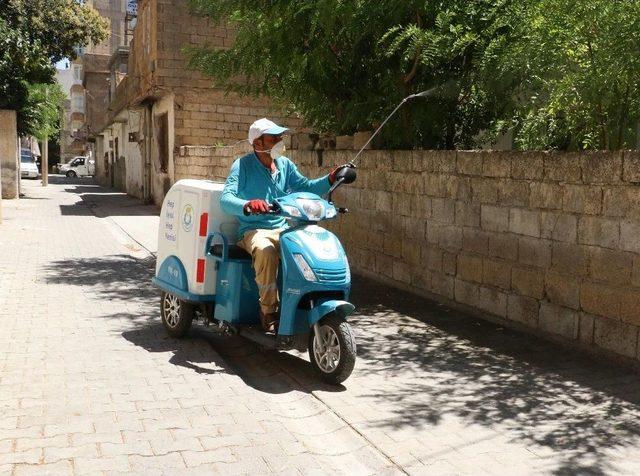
[187,0,526,149]
[23,83,65,141]
[0,0,108,135]
[492,0,640,150]
[189,0,640,150]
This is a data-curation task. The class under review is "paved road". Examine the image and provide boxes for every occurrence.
[2,177,640,475]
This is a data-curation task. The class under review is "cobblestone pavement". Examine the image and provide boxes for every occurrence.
[2,177,640,475]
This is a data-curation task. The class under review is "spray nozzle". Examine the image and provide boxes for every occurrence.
[408,90,434,99]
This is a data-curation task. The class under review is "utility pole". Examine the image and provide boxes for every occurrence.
[41,135,48,186]
[41,87,49,187]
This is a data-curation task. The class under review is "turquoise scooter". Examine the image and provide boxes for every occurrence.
[159,167,358,384]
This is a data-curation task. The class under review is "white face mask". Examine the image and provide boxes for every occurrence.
[254,140,286,160]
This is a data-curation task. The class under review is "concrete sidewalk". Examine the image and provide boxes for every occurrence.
[2,177,640,475]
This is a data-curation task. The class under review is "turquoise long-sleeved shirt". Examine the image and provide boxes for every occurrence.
[221,152,331,238]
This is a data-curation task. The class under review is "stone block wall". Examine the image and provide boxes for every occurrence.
[173,90,293,146]
[299,149,640,364]
[172,142,640,365]
[174,142,252,182]
[153,0,302,147]
[0,110,19,199]
[83,54,110,136]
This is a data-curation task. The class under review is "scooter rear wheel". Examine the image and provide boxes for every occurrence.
[160,292,194,338]
[309,314,356,385]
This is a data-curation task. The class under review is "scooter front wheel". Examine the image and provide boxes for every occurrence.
[309,314,356,385]
[160,291,194,338]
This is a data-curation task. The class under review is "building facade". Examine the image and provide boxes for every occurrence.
[92,0,299,205]
[55,59,89,164]
[64,0,129,167]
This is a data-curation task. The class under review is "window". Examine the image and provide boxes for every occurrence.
[127,0,138,15]
[73,65,82,81]
[126,0,138,44]
[72,94,84,112]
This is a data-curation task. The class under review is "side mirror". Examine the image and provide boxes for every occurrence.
[335,166,356,184]
[326,166,357,203]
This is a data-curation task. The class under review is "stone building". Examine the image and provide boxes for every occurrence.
[68,0,128,165]
[50,1,129,165]
[93,0,298,205]
[55,60,87,164]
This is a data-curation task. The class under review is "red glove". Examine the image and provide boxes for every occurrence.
[329,163,354,184]
[244,199,270,215]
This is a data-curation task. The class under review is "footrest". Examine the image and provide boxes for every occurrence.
[210,244,251,260]
[239,327,277,349]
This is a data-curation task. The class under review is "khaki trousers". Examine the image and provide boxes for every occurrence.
[237,228,283,314]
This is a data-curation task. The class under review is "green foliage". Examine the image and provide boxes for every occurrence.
[0,0,108,135]
[495,0,640,150]
[22,83,65,140]
[188,0,525,149]
[189,0,640,150]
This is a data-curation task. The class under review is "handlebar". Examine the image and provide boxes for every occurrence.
[268,202,280,214]
[243,201,279,216]
[245,200,347,217]
[243,165,356,216]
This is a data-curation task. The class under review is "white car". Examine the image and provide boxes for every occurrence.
[60,156,95,178]
[20,151,39,179]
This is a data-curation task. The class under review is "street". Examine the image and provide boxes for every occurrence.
[2,177,640,475]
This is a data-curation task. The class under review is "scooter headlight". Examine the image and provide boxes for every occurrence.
[296,198,324,220]
[282,205,302,217]
[293,253,317,281]
[325,206,337,218]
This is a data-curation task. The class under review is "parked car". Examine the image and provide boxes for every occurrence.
[59,156,95,178]
[20,150,39,179]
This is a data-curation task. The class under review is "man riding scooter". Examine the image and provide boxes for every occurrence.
[220,118,351,333]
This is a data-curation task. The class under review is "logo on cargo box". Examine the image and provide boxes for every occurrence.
[181,204,194,232]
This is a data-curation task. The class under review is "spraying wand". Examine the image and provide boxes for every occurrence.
[349,88,437,167]
[325,87,442,201]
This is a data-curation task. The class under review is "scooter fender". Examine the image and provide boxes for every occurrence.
[306,300,355,328]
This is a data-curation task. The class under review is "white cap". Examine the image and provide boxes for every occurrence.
[248,118,289,145]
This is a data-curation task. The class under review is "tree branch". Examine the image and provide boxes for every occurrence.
[403,11,423,85]
[586,38,608,148]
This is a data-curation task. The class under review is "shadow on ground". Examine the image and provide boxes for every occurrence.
[48,174,94,186]
[18,195,49,200]
[44,175,157,217]
[42,254,158,306]
[58,191,158,217]
[42,254,341,394]
[41,252,640,474]
[344,279,640,474]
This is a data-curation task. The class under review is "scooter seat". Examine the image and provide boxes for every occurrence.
[211,244,252,261]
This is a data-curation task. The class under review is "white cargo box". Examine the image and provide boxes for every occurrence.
[155,179,238,300]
